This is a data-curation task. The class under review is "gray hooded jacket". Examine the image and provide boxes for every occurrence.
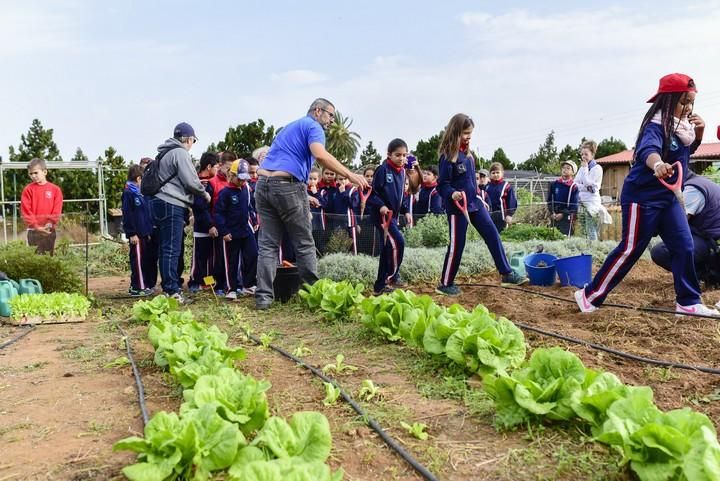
[154,138,205,208]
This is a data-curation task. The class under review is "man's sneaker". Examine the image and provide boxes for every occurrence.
[128,287,152,297]
[241,286,257,296]
[676,303,720,317]
[435,284,461,296]
[255,302,271,311]
[225,291,238,300]
[574,289,597,313]
[501,271,529,286]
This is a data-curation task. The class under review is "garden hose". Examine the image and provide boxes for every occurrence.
[458,282,720,375]
[0,325,34,350]
[115,323,150,426]
[241,329,441,481]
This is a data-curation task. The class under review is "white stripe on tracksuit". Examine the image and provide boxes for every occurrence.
[134,242,145,290]
[442,215,457,286]
[587,203,639,303]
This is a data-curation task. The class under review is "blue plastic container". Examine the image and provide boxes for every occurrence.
[554,254,593,288]
[509,251,527,276]
[524,253,558,286]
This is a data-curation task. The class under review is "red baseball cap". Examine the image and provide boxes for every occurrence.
[647,73,696,103]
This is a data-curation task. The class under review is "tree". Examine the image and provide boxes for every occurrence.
[489,148,513,170]
[99,147,127,210]
[517,131,559,173]
[595,136,628,159]
[558,144,579,167]
[54,148,97,214]
[208,119,276,159]
[359,140,382,167]
[8,118,62,164]
[325,111,361,167]
[414,131,443,168]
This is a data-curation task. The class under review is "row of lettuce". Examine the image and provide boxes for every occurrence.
[299,279,720,481]
[113,296,343,481]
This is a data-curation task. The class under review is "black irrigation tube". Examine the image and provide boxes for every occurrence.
[0,325,35,350]
[458,282,720,375]
[242,330,441,481]
[115,323,150,426]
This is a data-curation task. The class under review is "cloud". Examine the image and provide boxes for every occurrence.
[270,69,328,86]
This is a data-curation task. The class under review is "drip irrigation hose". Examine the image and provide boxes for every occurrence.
[0,325,34,350]
[115,323,150,426]
[457,282,720,375]
[242,330,440,481]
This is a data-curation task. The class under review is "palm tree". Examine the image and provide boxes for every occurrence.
[325,111,361,167]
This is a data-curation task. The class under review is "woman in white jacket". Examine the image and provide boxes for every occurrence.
[574,140,603,240]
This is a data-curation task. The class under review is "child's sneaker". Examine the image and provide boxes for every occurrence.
[214,289,226,297]
[676,303,720,317]
[574,289,597,313]
[435,284,461,296]
[501,271,529,286]
[373,285,395,296]
[225,291,238,300]
[129,287,152,297]
[241,286,256,296]
[188,284,201,294]
[170,291,192,305]
[390,277,407,288]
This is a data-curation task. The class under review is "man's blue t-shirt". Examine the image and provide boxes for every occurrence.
[261,115,325,183]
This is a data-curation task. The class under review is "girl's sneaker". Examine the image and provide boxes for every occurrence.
[129,287,152,297]
[373,285,395,296]
[574,289,597,313]
[225,291,238,300]
[241,286,257,296]
[676,303,720,317]
[188,284,201,294]
[501,271,529,286]
[435,284,461,296]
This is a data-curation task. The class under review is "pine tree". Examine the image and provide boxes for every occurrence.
[359,141,382,167]
[8,119,62,163]
[518,131,559,173]
[209,119,276,159]
[100,147,127,210]
[414,131,443,168]
[490,148,514,170]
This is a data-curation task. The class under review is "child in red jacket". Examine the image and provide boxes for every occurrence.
[21,158,63,255]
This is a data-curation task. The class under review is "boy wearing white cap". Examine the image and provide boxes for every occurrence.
[547,160,579,236]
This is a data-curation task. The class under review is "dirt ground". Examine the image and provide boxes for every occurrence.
[4,263,717,480]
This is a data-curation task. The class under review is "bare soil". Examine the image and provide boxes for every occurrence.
[6,261,712,480]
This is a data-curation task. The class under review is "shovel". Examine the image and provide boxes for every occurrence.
[657,161,685,213]
[381,209,393,245]
[453,191,471,224]
[359,186,372,218]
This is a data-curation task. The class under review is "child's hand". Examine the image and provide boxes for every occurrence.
[310,185,318,194]
[553,213,563,221]
[653,162,675,179]
[308,196,321,208]
[129,235,139,245]
[223,234,232,241]
[689,113,705,129]
[204,192,212,203]
[451,191,463,201]
[209,227,218,237]
[338,182,346,193]
[505,215,513,224]
[380,206,389,216]
[405,213,413,225]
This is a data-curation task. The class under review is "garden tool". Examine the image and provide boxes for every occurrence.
[453,191,471,224]
[359,186,372,218]
[381,209,393,245]
[657,161,685,213]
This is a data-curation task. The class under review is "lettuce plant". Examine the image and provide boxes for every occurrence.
[298,279,364,322]
[9,292,90,320]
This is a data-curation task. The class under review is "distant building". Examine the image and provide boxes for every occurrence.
[596,142,720,200]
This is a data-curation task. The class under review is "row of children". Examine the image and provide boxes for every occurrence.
[122,152,263,299]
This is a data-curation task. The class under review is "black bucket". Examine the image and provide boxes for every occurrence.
[273,266,301,303]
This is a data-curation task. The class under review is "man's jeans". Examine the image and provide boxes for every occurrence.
[254,177,318,305]
[150,197,186,295]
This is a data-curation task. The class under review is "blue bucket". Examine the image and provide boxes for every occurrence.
[524,253,557,286]
[554,254,592,288]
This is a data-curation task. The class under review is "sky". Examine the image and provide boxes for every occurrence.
[1,0,720,167]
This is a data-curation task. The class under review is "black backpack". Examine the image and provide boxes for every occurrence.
[141,146,184,196]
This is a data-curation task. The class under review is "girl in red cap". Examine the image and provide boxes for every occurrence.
[575,73,719,316]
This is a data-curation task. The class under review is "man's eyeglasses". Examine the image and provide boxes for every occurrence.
[320,108,335,120]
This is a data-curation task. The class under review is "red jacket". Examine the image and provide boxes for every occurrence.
[21,182,63,229]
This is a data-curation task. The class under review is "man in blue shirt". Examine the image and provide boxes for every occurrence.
[254,98,369,309]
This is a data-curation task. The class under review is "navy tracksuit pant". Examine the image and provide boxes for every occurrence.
[189,235,214,288]
[583,202,701,307]
[440,209,511,287]
[374,218,404,292]
[129,236,157,291]
[220,236,258,292]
